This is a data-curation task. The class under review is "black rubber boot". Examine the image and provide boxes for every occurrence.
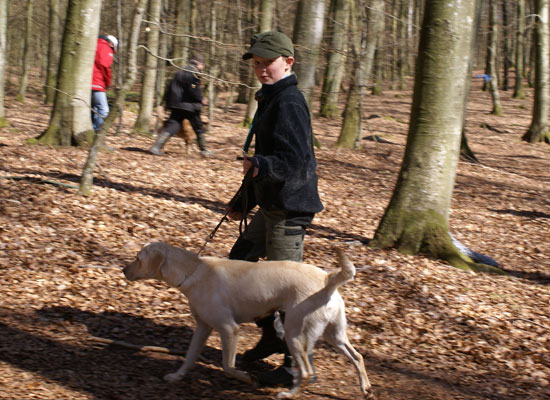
[196,132,213,157]
[149,131,171,155]
[242,313,285,362]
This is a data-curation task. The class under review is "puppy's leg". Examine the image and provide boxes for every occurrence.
[277,332,308,399]
[218,323,253,385]
[324,310,375,399]
[164,318,212,383]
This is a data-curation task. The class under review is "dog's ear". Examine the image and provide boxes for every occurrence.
[145,244,166,278]
[158,246,201,289]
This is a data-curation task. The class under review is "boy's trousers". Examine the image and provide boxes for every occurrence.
[229,209,313,262]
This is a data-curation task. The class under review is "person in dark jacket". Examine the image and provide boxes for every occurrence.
[149,55,213,156]
[91,35,117,131]
[228,31,323,387]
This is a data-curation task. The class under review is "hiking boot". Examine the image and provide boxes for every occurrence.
[258,365,295,387]
[257,353,317,387]
[200,149,214,157]
[242,314,285,362]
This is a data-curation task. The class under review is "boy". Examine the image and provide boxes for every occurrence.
[228,31,323,386]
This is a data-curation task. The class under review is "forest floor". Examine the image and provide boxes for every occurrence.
[0,75,549,400]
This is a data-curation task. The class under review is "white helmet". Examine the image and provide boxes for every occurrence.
[106,35,118,51]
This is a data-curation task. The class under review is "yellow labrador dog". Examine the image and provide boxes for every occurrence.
[123,242,373,399]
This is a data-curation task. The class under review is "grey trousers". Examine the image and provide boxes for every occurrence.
[229,209,312,262]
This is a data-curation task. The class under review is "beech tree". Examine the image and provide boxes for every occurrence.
[337,0,384,148]
[0,0,7,127]
[460,0,484,163]
[370,0,502,273]
[513,0,526,99]
[173,0,193,66]
[80,0,147,195]
[17,0,33,101]
[33,0,102,146]
[293,0,326,107]
[44,0,64,105]
[487,0,502,115]
[523,0,550,144]
[134,0,162,133]
[242,0,273,127]
[319,0,350,119]
[336,0,364,149]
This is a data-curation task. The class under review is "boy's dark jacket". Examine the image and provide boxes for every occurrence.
[234,74,323,215]
[164,64,203,112]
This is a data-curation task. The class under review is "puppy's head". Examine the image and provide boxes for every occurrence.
[123,242,165,281]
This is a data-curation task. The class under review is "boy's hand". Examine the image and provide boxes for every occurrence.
[227,209,242,221]
[243,156,259,177]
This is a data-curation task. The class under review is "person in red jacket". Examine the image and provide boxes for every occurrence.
[91,35,117,131]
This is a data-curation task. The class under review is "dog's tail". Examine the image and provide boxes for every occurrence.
[325,248,356,293]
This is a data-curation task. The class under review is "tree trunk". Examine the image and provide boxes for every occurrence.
[371,0,501,273]
[361,0,384,91]
[523,0,550,144]
[0,0,7,127]
[236,0,251,104]
[371,47,384,95]
[32,0,101,146]
[528,25,535,87]
[337,0,383,148]
[501,0,511,91]
[173,0,191,66]
[319,0,350,119]
[207,0,218,127]
[155,6,168,131]
[488,0,503,115]
[17,0,34,101]
[293,0,327,107]
[44,0,64,104]
[460,0,483,163]
[113,0,125,135]
[243,0,273,127]
[80,0,147,195]
[134,0,162,133]
[397,0,408,89]
[336,0,362,148]
[513,0,526,99]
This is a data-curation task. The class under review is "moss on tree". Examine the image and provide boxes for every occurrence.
[371,209,505,274]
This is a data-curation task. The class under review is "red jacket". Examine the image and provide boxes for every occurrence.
[92,37,114,92]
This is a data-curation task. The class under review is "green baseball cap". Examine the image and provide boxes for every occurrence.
[242,31,294,60]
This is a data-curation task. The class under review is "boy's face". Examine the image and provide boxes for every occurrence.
[252,55,294,85]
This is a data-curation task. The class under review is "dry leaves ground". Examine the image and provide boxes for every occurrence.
[0,75,549,400]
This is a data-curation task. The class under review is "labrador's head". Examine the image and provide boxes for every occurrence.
[123,242,166,281]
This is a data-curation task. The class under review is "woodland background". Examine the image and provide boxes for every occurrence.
[1,1,549,399]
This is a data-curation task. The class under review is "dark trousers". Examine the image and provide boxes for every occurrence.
[164,109,204,137]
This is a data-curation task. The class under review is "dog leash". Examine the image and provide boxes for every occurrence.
[197,167,254,256]
[196,111,258,256]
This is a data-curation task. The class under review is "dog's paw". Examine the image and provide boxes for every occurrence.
[276,391,294,399]
[163,372,182,383]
